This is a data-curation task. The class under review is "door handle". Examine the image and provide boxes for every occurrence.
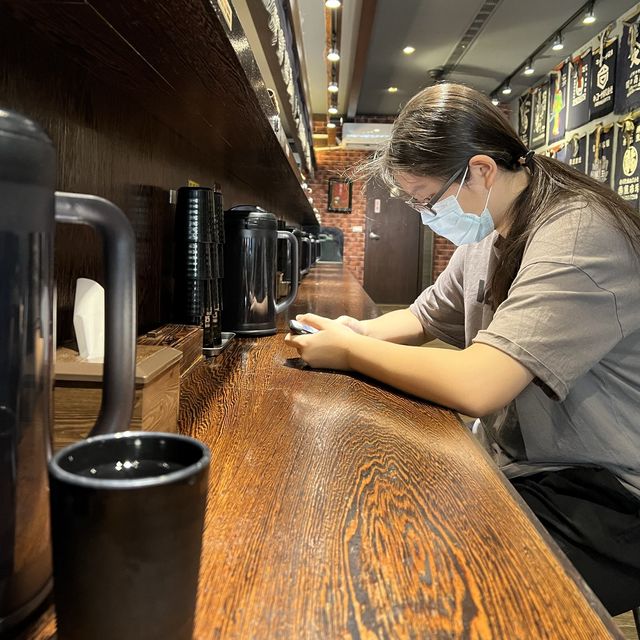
[369,232,380,240]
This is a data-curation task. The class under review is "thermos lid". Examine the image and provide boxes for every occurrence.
[225,205,276,229]
[0,109,52,143]
[0,108,55,186]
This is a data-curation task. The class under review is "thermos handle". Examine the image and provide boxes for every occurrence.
[54,193,136,436]
[275,230,299,314]
[300,237,311,276]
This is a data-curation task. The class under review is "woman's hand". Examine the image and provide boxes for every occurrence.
[334,315,369,336]
[284,313,359,370]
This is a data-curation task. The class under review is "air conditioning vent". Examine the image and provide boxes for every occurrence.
[341,123,393,149]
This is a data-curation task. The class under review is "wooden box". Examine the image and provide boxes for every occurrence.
[54,344,183,452]
[137,323,203,378]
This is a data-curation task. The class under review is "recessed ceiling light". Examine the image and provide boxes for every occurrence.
[325,0,341,8]
[373,128,380,133]
[387,86,398,93]
[327,48,340,62]
[327,122,337,129]
[328,82,339,93]
[328,105,338,115]
[402,46,415,55]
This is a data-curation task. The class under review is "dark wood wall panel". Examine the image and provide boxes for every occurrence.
[0,6,300,342]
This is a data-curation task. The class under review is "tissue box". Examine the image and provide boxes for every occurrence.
[53,344,183,452]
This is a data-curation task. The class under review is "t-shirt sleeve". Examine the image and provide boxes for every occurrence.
[473,260,624,401]
[409,246,466,348]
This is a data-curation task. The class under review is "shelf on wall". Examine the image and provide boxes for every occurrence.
[4,0,317,226]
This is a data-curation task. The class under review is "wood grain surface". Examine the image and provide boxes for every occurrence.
[19,265,622,639]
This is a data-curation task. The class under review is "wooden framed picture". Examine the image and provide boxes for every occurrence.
[327,177,352,213]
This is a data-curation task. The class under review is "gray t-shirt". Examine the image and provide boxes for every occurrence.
[410,201,640,496]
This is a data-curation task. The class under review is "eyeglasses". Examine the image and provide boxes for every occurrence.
[404,165,466,215]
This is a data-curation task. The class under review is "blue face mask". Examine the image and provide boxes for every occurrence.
[420,167,495,245]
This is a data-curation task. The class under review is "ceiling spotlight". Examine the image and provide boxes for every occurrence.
[327,48,340,62]
[402,46,415,55]
[325,0,341,8]
[583,3,596,24]
[327,122,337,129]
[328,105,338,115]
[501,83,512,96]
[524,60,535,76]
[552,32,564,51]
[387,86,398,93]
[328,81,339,93]
[491,94,500,106]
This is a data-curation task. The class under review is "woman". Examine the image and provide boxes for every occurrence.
[285,83,640,615]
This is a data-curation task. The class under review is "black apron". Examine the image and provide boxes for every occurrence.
[614,118,640,209]
[615,11,640,114]
[518,92,533,147]
[567,51,591,131]
[590,33,617,119]
[588,125,614,185]
[567,134,587,174]
[548,62,569,144]
[530,82,549,149]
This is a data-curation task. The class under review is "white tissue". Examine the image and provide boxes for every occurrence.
[73,278,105,362]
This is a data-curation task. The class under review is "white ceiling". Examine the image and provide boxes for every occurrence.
[297,0,640,117]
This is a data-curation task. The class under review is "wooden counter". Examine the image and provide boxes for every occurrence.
[20,264,622,639]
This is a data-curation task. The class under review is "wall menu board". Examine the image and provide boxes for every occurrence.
[530,83,549,148]
[588,125,614,184]
[518,93,533,146]
[567,134,587,173]
[615,11,640,114]
[614,118,640,207]
[567,51,591,130]
[548,63,569,144]
[590,35,617,119]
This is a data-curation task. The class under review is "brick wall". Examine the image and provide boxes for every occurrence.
[308,140,370,284]
[432,236,456,280]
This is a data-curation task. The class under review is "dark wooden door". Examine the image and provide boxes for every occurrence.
[363,181,422,304]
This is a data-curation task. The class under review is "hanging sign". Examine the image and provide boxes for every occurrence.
[614,118,640,208]
[518,92,533,146]
[588,125,614,185]
[548,62,569,144]
[590,33,617,119]
[567,134,587,174]
[615,11,640,114]
[530,82,549,149]
[567,50,591,130]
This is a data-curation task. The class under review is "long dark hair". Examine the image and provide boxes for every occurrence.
[363,83,640,307]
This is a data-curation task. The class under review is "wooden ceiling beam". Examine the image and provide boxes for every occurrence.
[346,0,377,119]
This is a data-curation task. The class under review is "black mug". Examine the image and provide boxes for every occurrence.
[48,432,210,640]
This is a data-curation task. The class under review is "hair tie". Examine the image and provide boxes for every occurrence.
[518,149,535,169]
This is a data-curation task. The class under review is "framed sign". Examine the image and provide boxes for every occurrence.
[327,177,352,213]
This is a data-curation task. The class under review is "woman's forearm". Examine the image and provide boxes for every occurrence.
[361,308,433,345]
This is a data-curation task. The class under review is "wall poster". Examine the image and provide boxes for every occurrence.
[590,33,617,119]
[614,118,640,208]
[567,50,591,130]
[567,134,587,174]
[615,11,640,114]
[530,82,549,149]
[588,125,614,185]
[548,62,569,144]
[518,92,533,146]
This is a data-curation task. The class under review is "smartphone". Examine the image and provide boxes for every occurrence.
[289,319,319,335]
